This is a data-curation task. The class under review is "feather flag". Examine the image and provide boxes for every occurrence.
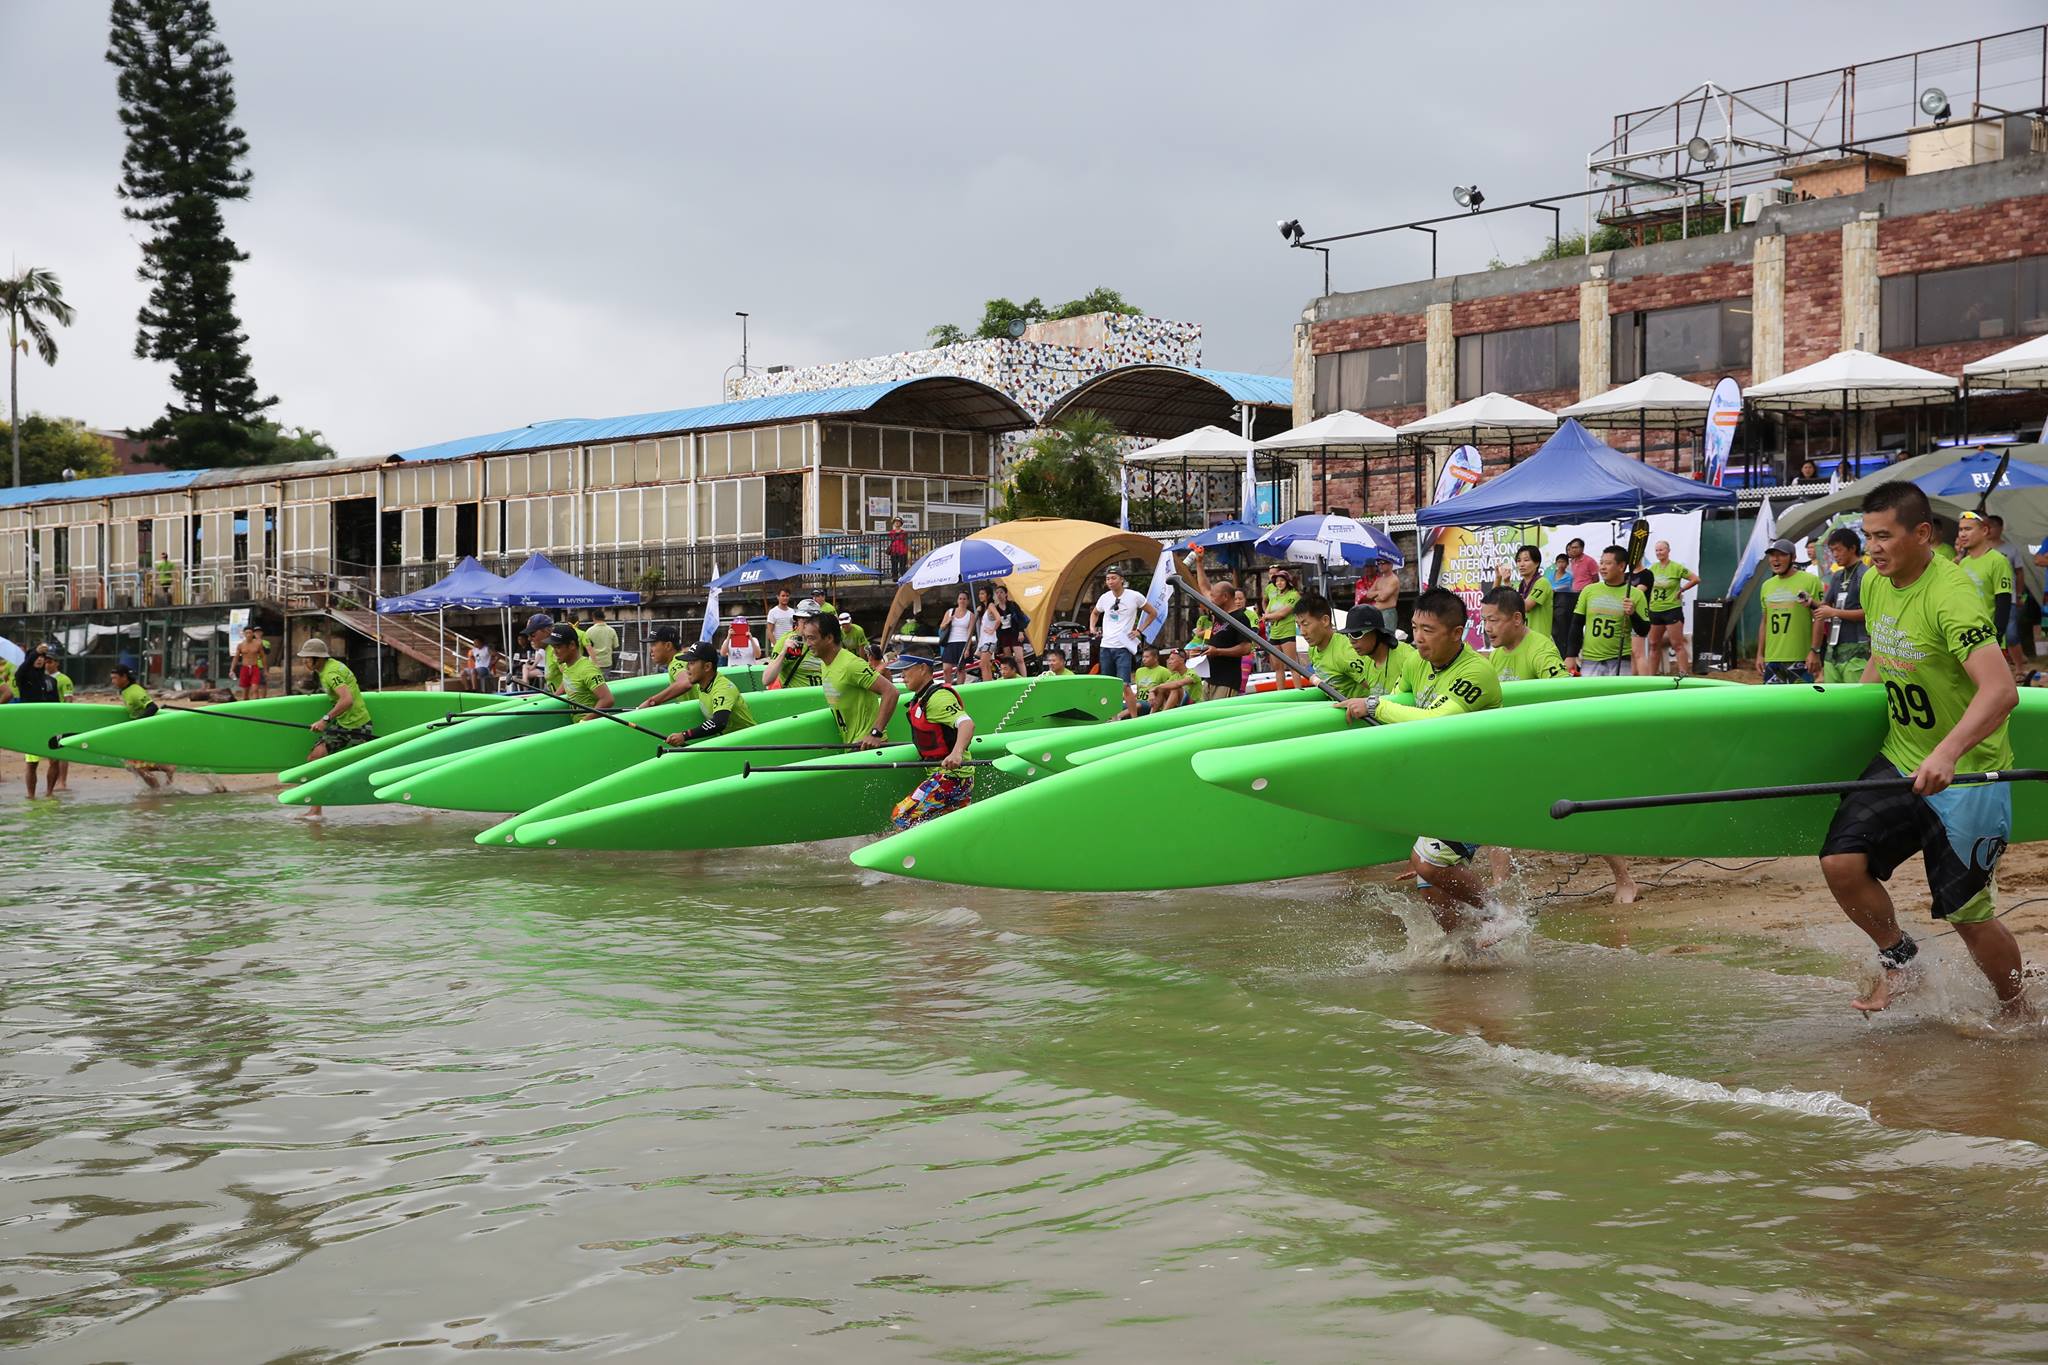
[700,561,722,644]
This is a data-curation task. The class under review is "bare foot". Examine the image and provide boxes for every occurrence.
[1613,879,1640,906]
[1852,965,1921,1014]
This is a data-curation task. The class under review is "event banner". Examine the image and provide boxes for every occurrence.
[1703,378,1742,487]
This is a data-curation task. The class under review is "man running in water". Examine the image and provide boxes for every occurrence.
[1339,588,1504,934]
[657,641,755,748]
[1819,481,2027,1017]
[816,612,897,751]
[890,653,976,830]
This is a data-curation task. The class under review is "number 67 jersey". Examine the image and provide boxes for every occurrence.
[1863,554,2014,776]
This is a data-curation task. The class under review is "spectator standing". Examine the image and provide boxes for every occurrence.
[938,591,974,685]
[1498,545,1554,639]
[232,622,269,699]
[1567,546,1647,677]
[15,647,59,798]
[583,610,618,671]
[1556,538,1595,659]
[1354,559,1399,616]
[973,588,999,682]
[1644,540,1700,676]
[1261,567,1303,667]
[1188,554,1249,698]
[765,589,797,644]
[1812,528,1869,684]
[1089,568,1155,686]
[1754,538,1823,683]
[992,583,1031,675]
[154,550,177,605]
[1985,514,2032,674]
[727,617,760,668]
[887,518,910,580]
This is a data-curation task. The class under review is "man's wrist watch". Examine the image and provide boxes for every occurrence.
[869,727,885,739]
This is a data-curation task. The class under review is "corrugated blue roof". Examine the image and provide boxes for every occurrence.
[1179,367,1295,405]
[0,468,203,510]
[394,378,1030,463]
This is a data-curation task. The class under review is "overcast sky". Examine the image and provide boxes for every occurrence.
[4,1,2039,457]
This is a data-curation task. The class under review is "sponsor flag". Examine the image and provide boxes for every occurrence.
[1726,496,1776,598]
[1120,463,1130,531]
[1141,545,1175,644]
[700,561,722,643]
[1703,378,1742,487]
[1242,443,1258,524]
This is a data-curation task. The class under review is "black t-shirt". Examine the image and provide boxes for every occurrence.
[16,664,58,703]
[995,601,1030,639]
[1207,607,1255,659]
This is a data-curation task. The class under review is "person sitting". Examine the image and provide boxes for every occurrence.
[1152,647,1204,709]
[1122,644,1172,718]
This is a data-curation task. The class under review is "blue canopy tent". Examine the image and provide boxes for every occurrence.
[1413,419,1735,528]
[499,553,641,608]
[372,556,520,688]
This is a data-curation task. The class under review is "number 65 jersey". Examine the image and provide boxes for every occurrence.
[1863,554,2013,776]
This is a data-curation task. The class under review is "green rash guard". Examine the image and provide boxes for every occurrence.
[52,671,73,701]
[1648,560,1692,612]
[1307,633,1376,699]
[770,630,822,687]
[1131,664,1172,704]
[1759,570,1824,662]
[1959,547,2014,614]
[820,647,884,744]
[1490,630,1568,682]
[1864,555,2012,776]
[1520,575,1554,638]
[1263,585,1300,642]
[1374,645,1503,725]
[545,654,606,711]
[318,659,373,729]
[676,674,755,735]
[0,659,13,700]
[1363,640,1428,698]
[119,682,153,718]
[1576,582,1646,662]
[1164,666,1203,704]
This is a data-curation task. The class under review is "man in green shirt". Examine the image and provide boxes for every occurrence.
[1955,511,2015,643]
[1298,592,1377,699]
[1754,538,1825,683]
[1123,644,1174,718]
[836,612,870,657]
[1151,647,1204,709]
[768,606,824,689]
[544,625,615,717]
[659,642,756,747]
[1645,540,1699,676]
[1345,604,1427,698]
[815,612,897,747]
[108,662,174,790]
[1811,527,1871,684]
[1480,586,1568,682]
[582,609,619,671]
[295,639,376,816]
[1819,481,2025,1017]
[154,552,176,605]
[1342,588,1506,936]
[1567,546,1647,677]
[1500,544,1554,639]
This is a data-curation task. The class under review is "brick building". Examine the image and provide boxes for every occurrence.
[1296,150,2048,516]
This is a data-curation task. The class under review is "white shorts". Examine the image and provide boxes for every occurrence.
[1413,835,1481,869]
[1581,658,1630,677]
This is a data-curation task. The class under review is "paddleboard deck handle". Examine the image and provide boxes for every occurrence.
[1551,768,2048,819]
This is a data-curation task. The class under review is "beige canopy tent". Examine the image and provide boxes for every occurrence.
[882,518,1165,655]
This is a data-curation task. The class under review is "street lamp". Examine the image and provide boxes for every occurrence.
[1277,218,1330,295]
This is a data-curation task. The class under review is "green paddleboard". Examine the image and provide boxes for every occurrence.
[0,702,132,769]
[491,672,1127,849]
[378,684,830,813]
[60,690,503,773]
[850,676,1726,892]
[1000,689,1316,774]
[1197,682,2048,858]
[276,672,684,806]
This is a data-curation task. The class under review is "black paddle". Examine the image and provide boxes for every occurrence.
[156,704,333,731]
[660,741,866,757]
[1551,769,2048,820]
[1166,570,1349,705]
[499,687,670,743]
[741,759,997,777]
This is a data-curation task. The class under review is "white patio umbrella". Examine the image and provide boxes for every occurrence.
[1962,333,2048,389]
[1558,371,1716,467]
[1254,410,1399,517]
[1746,348,1957,477]
[1394,392,1556,512]
[1124,424,1263,528]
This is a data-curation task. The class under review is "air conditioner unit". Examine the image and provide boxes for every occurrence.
[1742,187,1799,222]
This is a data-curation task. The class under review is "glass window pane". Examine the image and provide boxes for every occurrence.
[1337,351,1368,411]
[942,432,972,475]
[1611,313,1640,383]
[595,493,617,545]
[1915,261,2016,346]
[715,480,738,538]
[741,478,764,536]
[1314,354,1340,415]
[1364,345,1408,410]
[1720,298,1754,369]
[2018,258,2048,336]
[882,428,913,471]
[1879,276,1914,349]
[819,473,845,530]
[1403,341,1427,405]
[1456,334,1482,399]
[1643,303,1719,375]
[1485,326,1553,394]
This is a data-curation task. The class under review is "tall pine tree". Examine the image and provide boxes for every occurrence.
[107,0,277,468]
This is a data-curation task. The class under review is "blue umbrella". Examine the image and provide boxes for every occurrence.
[1172,519,1262,552]
[1912,449,2048,498]
[1255,514,1405,569]
[900,537,1040,588]
[802,554,882,578]
[708,555,812,590]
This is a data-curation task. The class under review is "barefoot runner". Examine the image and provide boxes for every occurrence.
[815,612,897,752]
[232,623,268,700]
[1338,588,1505,936]
[108,662,174,790]
[889,652,976,830]
[1819,481,2028,1016]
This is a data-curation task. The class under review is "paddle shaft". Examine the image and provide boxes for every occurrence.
[742,759,996,776]
[1166,571,1349,704]
[160,704,334,732]
[1551,768,2048,819]
[661,742,865,756]
[501,687,668,743]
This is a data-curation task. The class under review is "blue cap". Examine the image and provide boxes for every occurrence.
[895,653,943,670]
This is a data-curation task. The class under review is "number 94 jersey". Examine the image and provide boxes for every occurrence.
[1863,554,2013,776]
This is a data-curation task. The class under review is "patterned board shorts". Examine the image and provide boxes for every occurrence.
[891,772,975,831]
[1413,836,1481,883]
[321,723,376,754]
[1821,755,2010,923]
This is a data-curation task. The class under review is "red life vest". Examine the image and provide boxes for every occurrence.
[907,682,961,762]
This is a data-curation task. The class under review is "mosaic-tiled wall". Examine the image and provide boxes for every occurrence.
[732,314,1203,421]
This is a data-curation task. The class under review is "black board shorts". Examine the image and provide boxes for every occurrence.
[1821,755,2008,922]
[322,723,376,754]
[939,640,966,665]
[1646,607,1684,626]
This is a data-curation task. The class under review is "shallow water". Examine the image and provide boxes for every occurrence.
[6,789,2048,1361]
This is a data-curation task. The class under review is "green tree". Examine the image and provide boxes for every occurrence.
[996,412,1124,523]
[1,267,77,487]
[0,416,118,488]
[926,287,1145,347]
[108,0,281,469]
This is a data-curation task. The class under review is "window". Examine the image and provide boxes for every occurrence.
[1312,341,1425,415]
[1611,298,1752,382]
[1456,321,1579,399]
[1881,256,2048,350]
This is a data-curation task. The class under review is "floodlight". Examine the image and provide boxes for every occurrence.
[1007,319,1029,338]
[1686,135,1719,165]
[1919,87,1951,125]
[1452,185,1484,212]
[1277,219,1305,245]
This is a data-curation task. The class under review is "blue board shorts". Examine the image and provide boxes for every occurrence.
[1821,755,2010,923]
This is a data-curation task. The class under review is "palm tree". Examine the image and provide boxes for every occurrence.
[997,412,1127,523]
[2,267,77,487]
